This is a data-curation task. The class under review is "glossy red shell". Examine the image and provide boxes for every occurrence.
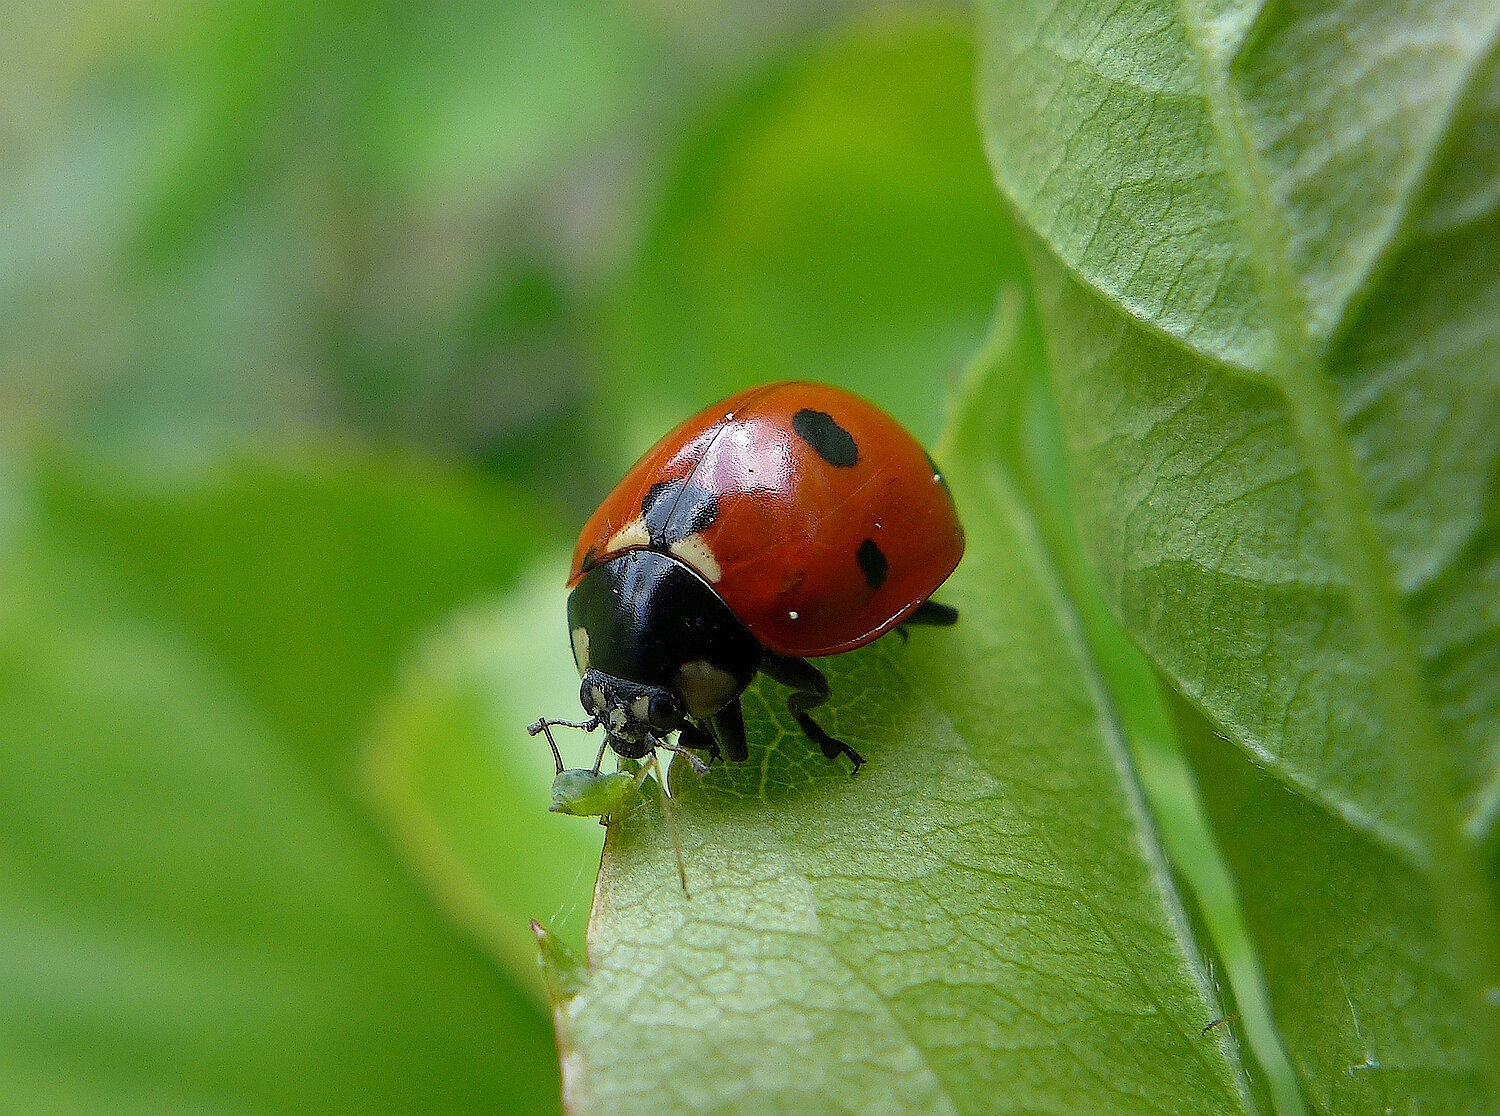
[569,382,964,659]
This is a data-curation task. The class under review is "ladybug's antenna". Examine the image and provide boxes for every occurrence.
[527,716,600,774]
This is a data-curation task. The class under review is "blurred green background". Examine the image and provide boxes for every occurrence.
[0,1,1018,1110]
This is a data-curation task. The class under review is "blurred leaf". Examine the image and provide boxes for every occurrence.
[137,0,652,244]
[37,447,554,778]
[0,510,559,1113]
[0,0,655,453]
[977,0,1500,1109]
[364,556,604,1002]
[366,0,648,203]
[531,314,1256,1112]
[608,12,1021,456]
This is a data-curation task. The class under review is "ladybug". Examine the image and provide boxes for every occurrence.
[529,381,963,777]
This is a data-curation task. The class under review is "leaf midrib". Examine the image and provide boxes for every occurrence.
[1173,0,1500,1095]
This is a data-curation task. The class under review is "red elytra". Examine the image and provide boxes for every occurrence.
[569,381,964,658]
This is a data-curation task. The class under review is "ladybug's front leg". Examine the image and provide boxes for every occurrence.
[677,719,722,763]
[709,699,748,763]
[759,653,865,773]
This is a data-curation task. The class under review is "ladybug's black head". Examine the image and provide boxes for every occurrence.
[565,550,761,754]
[578,668,683,758]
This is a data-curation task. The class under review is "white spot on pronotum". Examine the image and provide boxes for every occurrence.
[675,660,739,716]
[788,610,799,620]
[670,533,722,582]
[570,626,590,673]
[631,695,651,722]
[932,472,942,483]
[606,517,651,552]
[725,411,735,420]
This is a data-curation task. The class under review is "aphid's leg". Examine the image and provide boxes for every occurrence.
[676,719,722,763]
[528,720,565,773]
[710,698,748,763]
[648,753,690,897]
[759,653,865,773]
[591,736,611,775]
[529,715,602,733]
[905,600,958,627]
[527,715,599,774]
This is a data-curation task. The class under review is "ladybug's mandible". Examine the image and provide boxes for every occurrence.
[530,381,964,777]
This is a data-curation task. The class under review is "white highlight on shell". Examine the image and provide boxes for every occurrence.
[606,517,651,552]
[570,626,590,673]
[669,533,722,582]
[788,610,799,620]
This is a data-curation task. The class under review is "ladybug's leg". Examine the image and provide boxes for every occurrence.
[657,738,710,776]
[905,600,958,627]
[893,600,959,643]
[710,699,748,763]
[759,653,865,773]
[677,719,722,763]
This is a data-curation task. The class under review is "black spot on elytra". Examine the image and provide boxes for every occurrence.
[856,538,888,590]
[641,477,719,549]
[641,480,676,523]
[792,409,859,468]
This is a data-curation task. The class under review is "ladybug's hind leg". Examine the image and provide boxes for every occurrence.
[905,600,958,627]
[894,600,959,643]
[759,653,865,773]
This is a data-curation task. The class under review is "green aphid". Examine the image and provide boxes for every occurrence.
[529,719,691,895]
[549,766,644,817]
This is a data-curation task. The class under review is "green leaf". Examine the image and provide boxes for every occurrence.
[0,506,559,1113]
[534,921,589,1007]
[1177,693,1480,1115]
[363,558,605,1000]
[963,289,1305,1115]
[542,322,1256,1112]
[607,13,1022,455]
[978,0,1500,1108]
